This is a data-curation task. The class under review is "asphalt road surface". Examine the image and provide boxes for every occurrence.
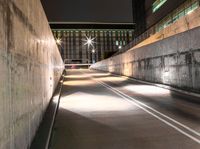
[49,69,200,149]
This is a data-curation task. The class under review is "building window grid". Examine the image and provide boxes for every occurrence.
[63,32,67,59]
[152,0,168,13]
[156,0,199,32]
[52,29,134,63]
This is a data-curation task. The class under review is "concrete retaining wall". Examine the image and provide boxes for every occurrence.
[0,0,64,149]
[91,26,200,93]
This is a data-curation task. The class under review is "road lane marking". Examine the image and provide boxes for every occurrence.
[103,79,200,136]
[88,71,200,136]
[91,77,200,144]
[111,72,200,98]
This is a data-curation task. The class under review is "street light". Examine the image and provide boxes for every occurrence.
[92,49,95,53]
[83,35,97,64]
[55,37,64,59]
[56,37,62,45]
[83,35,96,49]
[91,49,96,64]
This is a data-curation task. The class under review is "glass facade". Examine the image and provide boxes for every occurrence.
[53,29,134,64]
[152,0,168,12]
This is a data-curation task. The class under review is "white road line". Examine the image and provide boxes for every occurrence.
[88,70,200,137]
[101,79,200,137]
[92,77,200,144]
[111,73,200,98]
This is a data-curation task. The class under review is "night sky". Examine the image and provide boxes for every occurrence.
[41,0,133,23]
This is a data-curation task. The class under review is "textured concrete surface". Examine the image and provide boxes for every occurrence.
[0,0,64,149]
[49,69,200,149]
[91,26,200,93]
[30,77,63,149]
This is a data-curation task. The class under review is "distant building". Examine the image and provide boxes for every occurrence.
[51,0,200,64]
[51,23,134,64]
[133,0,200,37]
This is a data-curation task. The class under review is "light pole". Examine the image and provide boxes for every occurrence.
[83,35,97,65]
[91,49,96,64]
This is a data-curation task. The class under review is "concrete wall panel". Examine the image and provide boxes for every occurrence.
[91,27,200,93]
[0,0,64,149]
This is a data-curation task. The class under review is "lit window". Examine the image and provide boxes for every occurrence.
[153,0,167,13]
[116,41,119,46]
[123,41,126,45]
[185,1,199,15]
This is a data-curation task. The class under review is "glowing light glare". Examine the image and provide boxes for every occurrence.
[54,65,64,69]
[64,73,91,79]
[92,49,95,53]
[52,94,60,104]
[87,39,92,44]
[92,72,111,77]
[83,35,96,49]
[97,76,127,82]
[187,9,194,15]
[59,93,134,112]
[63,80,93,86]
[56,38,62,45]
[162,71,171,83]
[118,45,122,49]
[124,85,170,95]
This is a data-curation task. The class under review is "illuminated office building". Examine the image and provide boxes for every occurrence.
[51,24,134,64]
[51,0,200,64]
[132,0,200,37]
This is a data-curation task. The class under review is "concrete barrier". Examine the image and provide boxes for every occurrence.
[91,26,200,93]
[0,0,64,148]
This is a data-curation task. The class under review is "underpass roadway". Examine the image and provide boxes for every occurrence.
[49,69,200,149]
